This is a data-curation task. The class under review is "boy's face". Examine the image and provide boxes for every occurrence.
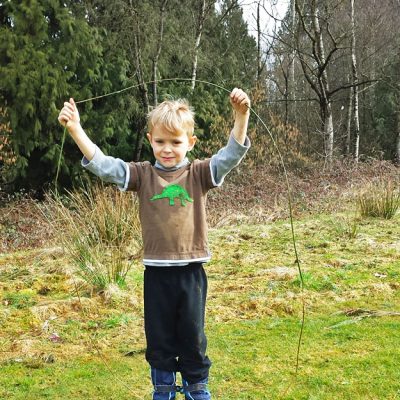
[147,123,197,168]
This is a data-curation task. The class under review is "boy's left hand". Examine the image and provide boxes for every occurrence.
[230,88,250,115]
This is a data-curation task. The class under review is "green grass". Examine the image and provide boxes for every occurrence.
[0,210,399,399]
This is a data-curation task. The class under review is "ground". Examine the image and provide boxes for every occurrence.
[0,162,399,399]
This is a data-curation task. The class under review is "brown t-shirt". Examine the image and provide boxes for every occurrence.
[127,159,215,263]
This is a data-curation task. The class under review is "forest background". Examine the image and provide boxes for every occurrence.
[1,0,400,193]
[1,2,400,399]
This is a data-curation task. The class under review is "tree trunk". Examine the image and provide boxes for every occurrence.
[288,0,296,125]
[396,110,400,164]
[350,0,360,163]
[325,104,334,164]
[152,0,168,106]
[346,78,353,156]
[256,1,262,83]
[312,3,334,163]
[130,3,150,161]
[191,0,207,90]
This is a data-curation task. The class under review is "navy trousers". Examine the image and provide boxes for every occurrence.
[144,263,211,383]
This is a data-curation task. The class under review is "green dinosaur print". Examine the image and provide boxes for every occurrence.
[150,184,194,207]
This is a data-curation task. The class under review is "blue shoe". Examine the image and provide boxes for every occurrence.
[182,378,211,400]
[151,368,177,400]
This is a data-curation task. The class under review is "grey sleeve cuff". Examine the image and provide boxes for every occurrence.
[209,132,251,186]
[81,146,129,190]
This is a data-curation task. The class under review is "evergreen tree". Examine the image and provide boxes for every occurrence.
[0,0,132,192]
[0,0,258,192]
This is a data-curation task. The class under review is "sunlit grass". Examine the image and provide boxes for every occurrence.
[0,209,399,399]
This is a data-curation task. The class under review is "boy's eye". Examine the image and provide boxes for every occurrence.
[174,141,182,145]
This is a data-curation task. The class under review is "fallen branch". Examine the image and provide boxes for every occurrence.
[327,308,400,329]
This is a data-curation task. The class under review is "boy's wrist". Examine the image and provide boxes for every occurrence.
[67,122,82,136]
[234,110,250,122]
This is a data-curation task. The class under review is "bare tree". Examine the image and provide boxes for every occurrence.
[345,74,353,156]
[152,0,169,106]
[128,1,150,160]
[350,0,360,162]
[389,0,400,163]
[263,0,399,162]
[191,0,214,90]
[255,1,269,84]
[288,0,297,125]
[295,0,337,163]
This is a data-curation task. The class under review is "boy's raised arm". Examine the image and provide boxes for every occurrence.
[58,98,96,161]
[208,88,251,187]
[229,88,250,145]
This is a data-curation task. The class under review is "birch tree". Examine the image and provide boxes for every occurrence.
[288,0,297,125]
[151,0,169,106]
[191,0,215,90]
[345,74,353,156]
[350,0,360,162]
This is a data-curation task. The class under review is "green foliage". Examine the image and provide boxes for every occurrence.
[291,271,338,292]
[363,53,400,160]
[3,290,37,309]
[357,180,400,219]
[0,0,259,193]
[104,313,134,329]
[0,0,133,191]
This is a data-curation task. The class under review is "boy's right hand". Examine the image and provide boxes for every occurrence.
[58,98,80,130]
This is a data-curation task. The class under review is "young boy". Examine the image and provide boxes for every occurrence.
[58,88,251,399]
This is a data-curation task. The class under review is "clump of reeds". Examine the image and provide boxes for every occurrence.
[42,184,142,291]
[357,179,400,219]
[334,214,360,239]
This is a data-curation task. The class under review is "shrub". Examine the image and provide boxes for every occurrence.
[357,180,400,219]
[334,215,360,239]
[42,184,142,291]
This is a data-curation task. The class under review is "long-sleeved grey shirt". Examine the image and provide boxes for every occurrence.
[83,133,250,190]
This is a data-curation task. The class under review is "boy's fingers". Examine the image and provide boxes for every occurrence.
[231,88,248,101]
[58,99,79,127]
[230,88,250,110]
[61,107,73,118]
[70,98,79,113]
[233,95,247,104]
[58,115,67,126]
[64,102,74,112]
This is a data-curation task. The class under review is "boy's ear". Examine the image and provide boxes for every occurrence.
[146,132,152,143]
[188,135,197,151]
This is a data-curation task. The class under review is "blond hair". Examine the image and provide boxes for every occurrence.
[147,99,195,137]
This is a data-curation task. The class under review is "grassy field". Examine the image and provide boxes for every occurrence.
[0,210,399,399]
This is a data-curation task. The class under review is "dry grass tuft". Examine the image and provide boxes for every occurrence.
[357,179,400,219]
[41,184,143,291]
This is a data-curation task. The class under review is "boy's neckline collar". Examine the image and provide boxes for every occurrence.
[154,157,190,171]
